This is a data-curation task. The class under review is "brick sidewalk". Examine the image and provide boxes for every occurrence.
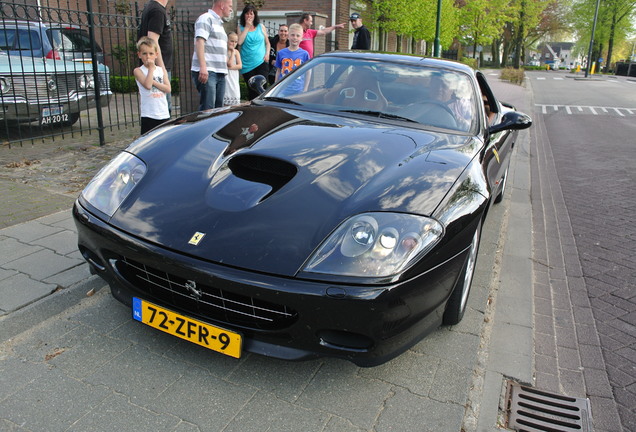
[0,179,75,229]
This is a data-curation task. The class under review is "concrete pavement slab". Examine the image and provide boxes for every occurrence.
[0,272,57,312]
[0,368,111,432]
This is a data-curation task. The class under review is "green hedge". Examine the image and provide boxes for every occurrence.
[110,75,181,94]
[499,67,526,85]
[111,74,248,100]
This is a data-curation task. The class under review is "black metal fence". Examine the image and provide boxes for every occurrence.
[1,1,279,148]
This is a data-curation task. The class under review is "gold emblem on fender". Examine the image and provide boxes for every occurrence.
[493,148,500,163]
[188,232,206,245]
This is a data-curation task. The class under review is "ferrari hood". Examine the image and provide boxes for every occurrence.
[107,105,478,276]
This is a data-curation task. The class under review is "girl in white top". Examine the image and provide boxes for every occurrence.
[224,32,242,106]
[134,36,171,134]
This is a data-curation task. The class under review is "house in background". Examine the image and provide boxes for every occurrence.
[536,42,581,69]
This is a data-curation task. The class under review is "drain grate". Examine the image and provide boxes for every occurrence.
[505,381,593,432]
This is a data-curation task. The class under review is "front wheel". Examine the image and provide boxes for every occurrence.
[443,222,482,325]
[62,112,80,127]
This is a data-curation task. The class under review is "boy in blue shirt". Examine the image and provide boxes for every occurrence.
[274,23,310,95]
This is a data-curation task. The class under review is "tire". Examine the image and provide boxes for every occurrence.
[443,222,482,325]
[62,112,80,127]
[494,166,508,204]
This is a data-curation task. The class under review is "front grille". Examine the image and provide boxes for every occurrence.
[1,73,74,101]
[115,256,298,331]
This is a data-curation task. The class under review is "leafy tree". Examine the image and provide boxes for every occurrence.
[458,0,517,61]
[570,0,635,72]
[373,0,458,55]
[507,0,549,68]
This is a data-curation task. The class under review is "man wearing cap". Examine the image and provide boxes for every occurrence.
[350,13,371,50]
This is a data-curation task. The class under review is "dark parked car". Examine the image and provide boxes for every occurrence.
[73,52,531,366]
[45,24,105,65]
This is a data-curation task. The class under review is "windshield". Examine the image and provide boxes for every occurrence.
[264,57,477,132]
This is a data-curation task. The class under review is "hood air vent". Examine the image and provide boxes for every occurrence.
[228,154,297,195]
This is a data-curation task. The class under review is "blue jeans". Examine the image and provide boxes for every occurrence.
[191,71,226,110]
[166,70,172,114]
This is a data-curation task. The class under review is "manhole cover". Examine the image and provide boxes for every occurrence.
[505,381,593,431]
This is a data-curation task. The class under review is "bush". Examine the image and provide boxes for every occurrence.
[170,76,180,95]
[240,78,248,101]
[109,75,180,94]
[500,67,525,85]
[459,57,478,69]
[110,75,137,93]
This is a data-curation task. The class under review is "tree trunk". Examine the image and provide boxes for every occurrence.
[513,3,525,69]
[491,39,500,65]
[605,10,617,72]
[501,38,510,68]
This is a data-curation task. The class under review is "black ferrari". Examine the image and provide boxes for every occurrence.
[74,52,531,366]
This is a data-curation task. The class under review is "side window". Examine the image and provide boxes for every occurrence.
[0,29,16,50]
[60,34,75,51]
[67,30,92,51]
[46,29,64,50]
[476,72,498,124]
[17,30,41,50]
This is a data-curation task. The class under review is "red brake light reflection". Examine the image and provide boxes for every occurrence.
[45,49,61,60]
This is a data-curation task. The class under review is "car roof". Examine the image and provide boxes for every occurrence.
[46,24,84,30]
[0,20,48,29]
[318,51,476,74]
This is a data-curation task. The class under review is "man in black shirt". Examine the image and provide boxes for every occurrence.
[350,13,370,50]
[139,0,173,111]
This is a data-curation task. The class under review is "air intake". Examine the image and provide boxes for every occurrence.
[228,154,297,193]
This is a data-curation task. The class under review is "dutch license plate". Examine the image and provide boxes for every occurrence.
[132,297,242,358]
[41,105,68,125]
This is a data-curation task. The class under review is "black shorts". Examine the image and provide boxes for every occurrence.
[141,117,169,134]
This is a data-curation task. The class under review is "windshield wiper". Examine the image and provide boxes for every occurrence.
[262,96,302,105]
[338,109,418,123]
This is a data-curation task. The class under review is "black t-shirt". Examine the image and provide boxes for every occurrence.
[138,1,173,70]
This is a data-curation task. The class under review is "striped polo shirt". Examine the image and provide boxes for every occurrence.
[190,9,228,74]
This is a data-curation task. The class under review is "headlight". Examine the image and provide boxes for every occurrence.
[79,73,95,89]
[81,152,147,217]
[0,77,9,94]
[303,213,444,278]
[47,76,57,92]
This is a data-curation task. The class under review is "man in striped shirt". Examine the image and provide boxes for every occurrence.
[191,0,233,110]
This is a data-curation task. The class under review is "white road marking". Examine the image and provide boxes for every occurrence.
[534,104,636,116]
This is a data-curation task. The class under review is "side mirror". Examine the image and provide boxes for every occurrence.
[489,111,532,134]
[248,75,267,95]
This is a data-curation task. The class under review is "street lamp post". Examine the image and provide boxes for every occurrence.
[434,0,442,57]
[627,41,635,77]
[585,0,601,78]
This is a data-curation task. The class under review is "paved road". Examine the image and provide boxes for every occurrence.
[527,70,636,431]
